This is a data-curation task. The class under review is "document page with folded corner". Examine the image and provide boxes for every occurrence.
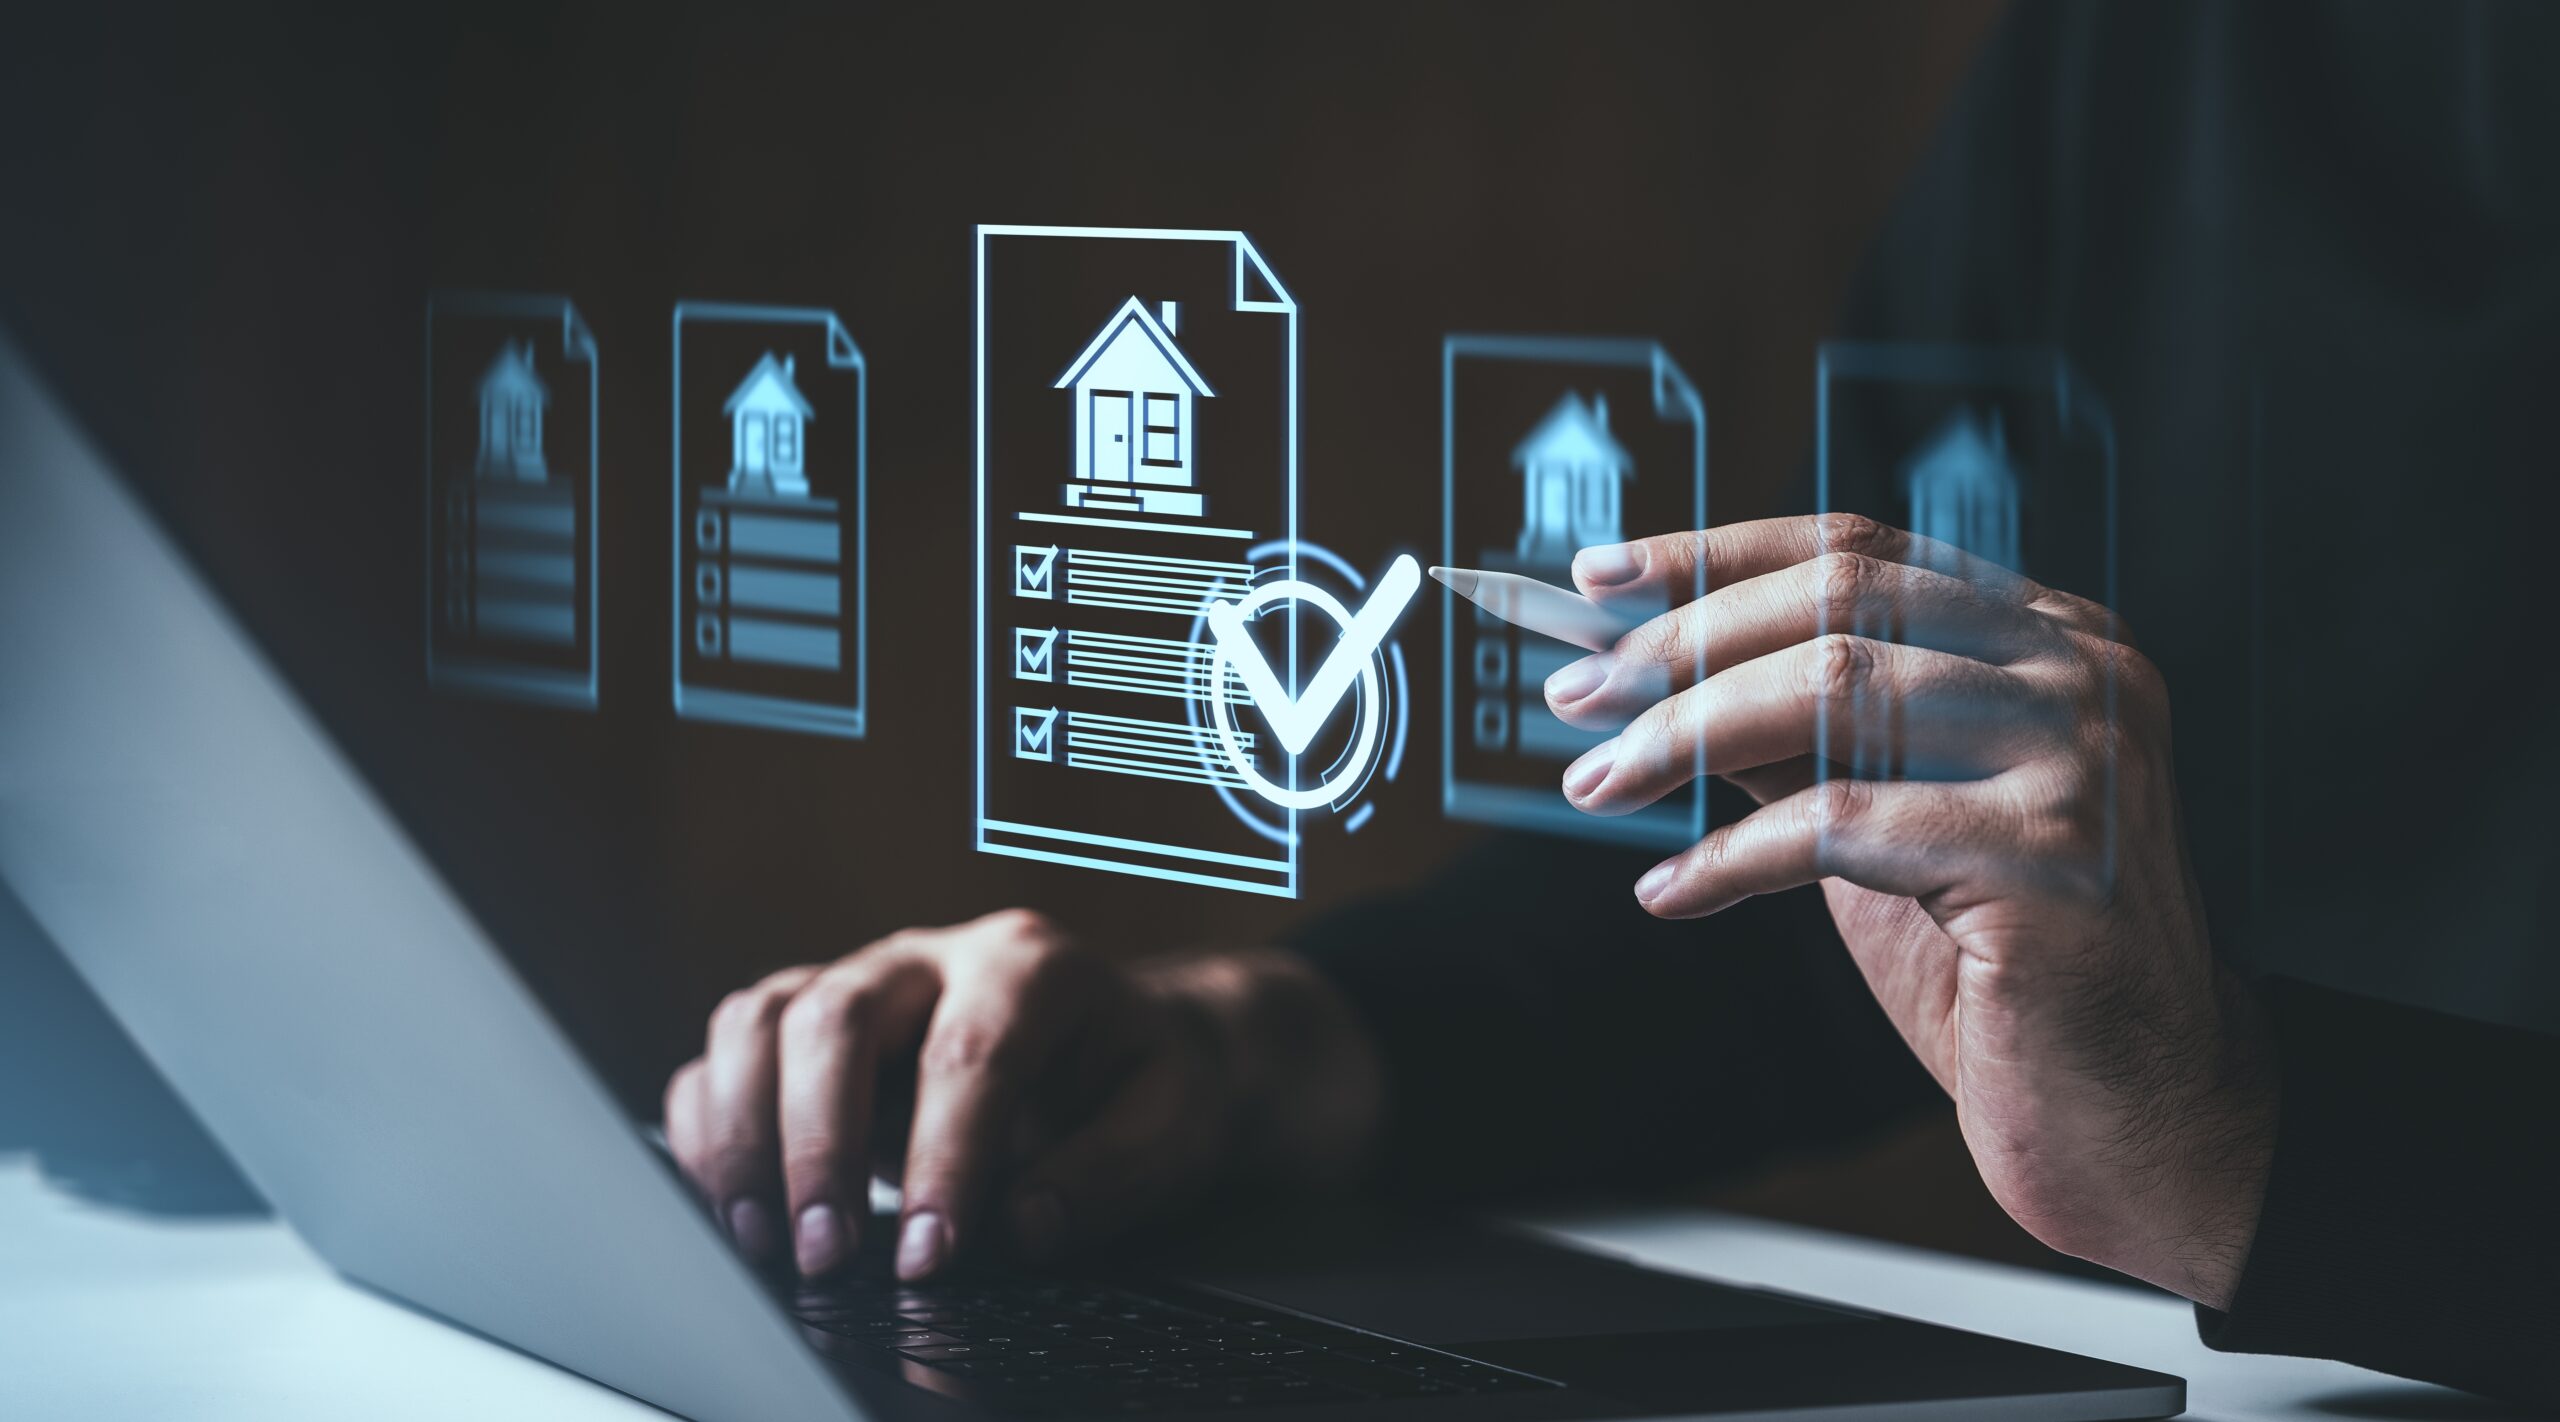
[975,226,1301,898]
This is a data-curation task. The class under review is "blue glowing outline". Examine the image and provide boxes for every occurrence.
[1439,334,1708,846]
[424,291,600,709]
[1185,540,1410,849]
[670,301,869,738]
[1814,341,2121,884]
[975,226,1299,896]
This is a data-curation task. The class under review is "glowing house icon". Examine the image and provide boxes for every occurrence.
[725,352,814,498]
[1512,391,1632,563]
[1901,406,2021,574]
[1054,296,1215,518]
[475,341,550,483]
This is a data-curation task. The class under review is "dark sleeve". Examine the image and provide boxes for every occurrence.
[1288,790,1937,1202]
[2197,978,2560,1407]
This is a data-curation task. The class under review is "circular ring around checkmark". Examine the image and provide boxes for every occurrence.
[1203,579,1384,812]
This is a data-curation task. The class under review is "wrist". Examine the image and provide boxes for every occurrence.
[2169,972,2280,1309]
[1136,949,1384,1191]
[2092,969,2280,1309]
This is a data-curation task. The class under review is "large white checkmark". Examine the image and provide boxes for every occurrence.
[1205,554,1420,757]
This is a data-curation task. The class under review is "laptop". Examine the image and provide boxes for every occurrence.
[0,335,2181,1421]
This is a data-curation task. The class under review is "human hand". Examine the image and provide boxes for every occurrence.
[663,911,1379,1282]
[1545,515,2276,1308]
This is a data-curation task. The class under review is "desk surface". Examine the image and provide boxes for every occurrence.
[0,1156,2499,1422]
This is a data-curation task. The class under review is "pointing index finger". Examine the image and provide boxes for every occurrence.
[1571,515,1857,604]
[1574,514,2042,609]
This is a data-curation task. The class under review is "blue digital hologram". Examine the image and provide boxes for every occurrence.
[1441,335,1709,848]
[1183,538,1413,850]
[671,303,868,738]
[1815,342,2121,877]
[425,292,600,709]
[976,227,1301,898]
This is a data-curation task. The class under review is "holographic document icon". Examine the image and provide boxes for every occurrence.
[426,293,599,708]
[976,226,1302,897]
[673,303,868,738]
[1442,336,1707,847]
[1816,342,2117,819]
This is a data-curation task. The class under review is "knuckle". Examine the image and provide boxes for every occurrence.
[1810,551,1874,629]
[867,926,933,960]
[1624,609,1695,669]
[1807,632,1874,708]
[1804,776,1870,845]
[783,1137,845,1187]
[2111,643,2169,717]
[781,975,874,1041]
[1647,530,1706,581]
[662,1060,700,1120]
[2012,761,2110,883]
[983,906,1060,941]
[700,1120,770,1183]
[901,1143,967,1201]
[921,1017,1019,1082]
[1682,829,1729,881]
[1814,511,1891,559]
[1621,694,1680,771]
[712,983,789,1036]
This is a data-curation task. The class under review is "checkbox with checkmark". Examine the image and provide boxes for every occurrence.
[1014,544,1060,600]
[1013,705,1060,761]
[1014,627,1059,682]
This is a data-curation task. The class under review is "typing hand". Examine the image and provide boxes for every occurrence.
[663,911,1379,1281]
[1545,514,2277,1309]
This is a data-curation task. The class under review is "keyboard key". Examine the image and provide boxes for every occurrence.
[1012,1345,1107,1367]
[899,1343,995,1363]
[1278,1351,1444,1395]
[786,1272,1559,1407]
[803,1315,914,1337]
[1178,1356,1288,1379]
[895,1308,971,1326]
[1340,1345,1433,1366]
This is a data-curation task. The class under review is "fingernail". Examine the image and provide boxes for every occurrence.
[1575,542,1644,589]
[796,1202,846,1277]
[1545,654,1607,705]
[727,1197,777,1260]
[1563,738,1617,800]
[1012,1188,1066,1262]
[1634,855,1681,904]
[897,1209,947,1281]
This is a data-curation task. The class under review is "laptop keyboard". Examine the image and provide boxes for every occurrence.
[790,1274,1559,1412]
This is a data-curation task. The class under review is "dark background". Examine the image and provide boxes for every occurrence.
[0,3,2031,1254]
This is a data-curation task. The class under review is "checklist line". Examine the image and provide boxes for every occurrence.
[1067,752,1248,789]
[1070,569,1252,597]
[978,818,1290,873]
[1068,672,1251,707]
[1019,511,1255,541]
[1069,592,1224,617]
[1074,550,1254,577]
[1064,710,1259,788]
